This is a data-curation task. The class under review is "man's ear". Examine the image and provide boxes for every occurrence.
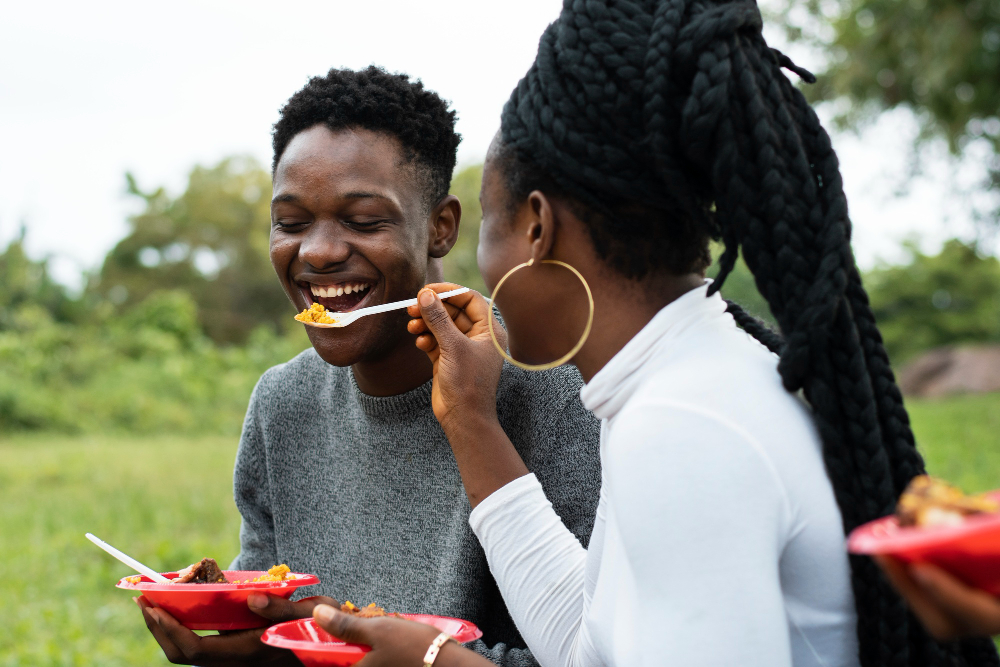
[525,190,557,264]
[428,195,461,259]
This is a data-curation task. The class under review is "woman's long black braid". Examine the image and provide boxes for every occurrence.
[500,0,1000,664]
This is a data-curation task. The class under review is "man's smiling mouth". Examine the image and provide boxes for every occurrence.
[301,281,374,313]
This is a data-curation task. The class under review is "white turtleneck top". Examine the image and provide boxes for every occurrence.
[469,284,859,667]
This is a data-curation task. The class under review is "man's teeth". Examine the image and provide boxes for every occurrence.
[310,283,371,298]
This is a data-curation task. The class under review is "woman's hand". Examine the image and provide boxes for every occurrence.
[407,283,528,508]
[406,283,505,431]
[311,605,493,667]
[875,556,1000,640]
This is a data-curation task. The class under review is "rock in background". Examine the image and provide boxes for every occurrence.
[898,345,1000,398]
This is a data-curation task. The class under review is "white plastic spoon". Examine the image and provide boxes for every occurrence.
[300,286,472,328]
[85,532,171,584]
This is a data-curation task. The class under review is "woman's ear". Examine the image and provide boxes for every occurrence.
[526,190,556,264]
[428,195,461,259]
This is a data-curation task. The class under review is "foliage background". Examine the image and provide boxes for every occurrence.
[3,155,1000,436]
[768,0,1000,227]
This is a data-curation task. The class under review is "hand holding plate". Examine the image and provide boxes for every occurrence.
[136,597,297,666]
[875,556,1000,640]
[311,605,493,667]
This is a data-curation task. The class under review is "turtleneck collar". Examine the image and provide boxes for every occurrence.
[579,282,730,421]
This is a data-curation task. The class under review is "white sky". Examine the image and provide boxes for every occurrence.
[1,0,992,289]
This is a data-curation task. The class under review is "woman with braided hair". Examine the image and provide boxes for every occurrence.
[307,1,1000,666]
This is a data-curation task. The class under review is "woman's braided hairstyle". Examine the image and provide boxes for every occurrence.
[499,1,1000,664]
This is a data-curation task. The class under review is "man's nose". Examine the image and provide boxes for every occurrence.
[300,220,350,270]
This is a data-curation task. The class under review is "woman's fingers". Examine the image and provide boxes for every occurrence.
[408,303,473,336]
[312,606,455,667]
[406,284,488,338]
[874,557,958,639]
[313,605,375,645]
[875,556,1000,640]
[417,290,465,350]
[911,563,1000,637]
[405,283,468,317]
[415,333,439,358]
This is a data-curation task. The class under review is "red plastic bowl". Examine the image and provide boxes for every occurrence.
[848,496,1000,595]
[118,570,320,630]
[261,615,483,667]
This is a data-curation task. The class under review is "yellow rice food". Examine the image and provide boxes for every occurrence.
[253,564,292,582]
[230,564,294,584]
[295,303,337,324]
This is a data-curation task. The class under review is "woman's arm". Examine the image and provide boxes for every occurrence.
[406,285,529,507]
[408,285,593,667]
[468,475,593,667]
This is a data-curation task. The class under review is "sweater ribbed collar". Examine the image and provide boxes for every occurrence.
[346,367,435,420]
[579,281,728,421]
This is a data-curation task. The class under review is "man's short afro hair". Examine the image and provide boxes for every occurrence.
[272,66,461,206]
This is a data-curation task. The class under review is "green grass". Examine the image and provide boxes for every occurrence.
[0,435,241,666]
[907,393,1000,493]
[2,393,999,665]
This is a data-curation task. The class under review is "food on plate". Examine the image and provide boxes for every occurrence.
[125,560,300,585]
[174,557,230,583]
[231,564,294,584]
[339,601,398,618]
[295,303,337,324]
[896,475,999,528]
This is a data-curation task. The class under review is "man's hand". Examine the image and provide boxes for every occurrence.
[875,556,1000,640]
[136,594,338,666]
[311,604,494,667]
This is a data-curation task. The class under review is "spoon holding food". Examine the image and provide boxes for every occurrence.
[295,286,472,328]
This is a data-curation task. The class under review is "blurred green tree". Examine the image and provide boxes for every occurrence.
[0,228,81,330]
[443,164,488,295]
[710,248,776,327]
[770,0,1000,227]
[866,239,1000,363]
[96,157,289,344]
[772,0,1000,153]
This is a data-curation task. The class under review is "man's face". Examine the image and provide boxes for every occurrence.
[270,125,432,366]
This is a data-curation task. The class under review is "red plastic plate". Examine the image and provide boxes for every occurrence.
[261,615,483,667]
[118,570,320,630]
[847,495,1000,595]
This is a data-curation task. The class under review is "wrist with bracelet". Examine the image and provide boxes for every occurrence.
[423,632,455,667]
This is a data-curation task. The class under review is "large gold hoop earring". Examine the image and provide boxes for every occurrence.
[487,259,594,371]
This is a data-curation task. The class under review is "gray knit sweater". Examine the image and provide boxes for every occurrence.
[231,348,601,666]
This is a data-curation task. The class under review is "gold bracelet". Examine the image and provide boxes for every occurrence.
[422,631,455,667]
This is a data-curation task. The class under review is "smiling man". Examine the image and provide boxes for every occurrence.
[136,67,601,666]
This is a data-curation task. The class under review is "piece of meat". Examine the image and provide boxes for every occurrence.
[173,557,229,584]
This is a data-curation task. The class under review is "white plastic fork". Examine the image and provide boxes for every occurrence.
[302,286,472,328]
[85,532,171,583]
